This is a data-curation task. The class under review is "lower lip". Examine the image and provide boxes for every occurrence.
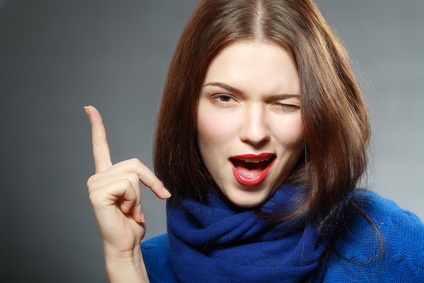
[230,159,275,186]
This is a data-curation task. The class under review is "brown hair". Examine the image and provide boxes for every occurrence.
[154,0,370,224]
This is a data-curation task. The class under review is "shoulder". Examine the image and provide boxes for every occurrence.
[141,233,177,282]
[324,189,424,281]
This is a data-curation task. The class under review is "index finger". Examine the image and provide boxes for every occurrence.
[84,106,113,173]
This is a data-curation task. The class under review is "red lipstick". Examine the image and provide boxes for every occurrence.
[229,153,276,186]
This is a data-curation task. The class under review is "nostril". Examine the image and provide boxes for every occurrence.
[241,133,271,146]
[240,109,270,145]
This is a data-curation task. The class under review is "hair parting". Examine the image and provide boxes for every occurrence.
[154,0,371,231]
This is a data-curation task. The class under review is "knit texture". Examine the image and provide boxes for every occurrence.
[324,190,424,282]
[141,190,424,282]
[166,185,333,282]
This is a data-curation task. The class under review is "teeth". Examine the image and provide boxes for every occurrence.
[239,156,271,163]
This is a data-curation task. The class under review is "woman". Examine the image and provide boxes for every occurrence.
[86,0,424,282]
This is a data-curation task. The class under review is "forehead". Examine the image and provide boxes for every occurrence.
[203,40,300,95]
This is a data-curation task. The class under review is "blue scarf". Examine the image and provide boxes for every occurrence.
[166,185,333,282]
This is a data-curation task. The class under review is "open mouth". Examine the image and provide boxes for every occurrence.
[230,155,276,176]
[229,153,276,186]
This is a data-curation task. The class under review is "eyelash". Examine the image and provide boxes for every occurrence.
[275,103,300,111]
[212,94,236,105]
[210,93,300,110]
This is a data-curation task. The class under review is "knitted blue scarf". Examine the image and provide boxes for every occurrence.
[167,184,333,282]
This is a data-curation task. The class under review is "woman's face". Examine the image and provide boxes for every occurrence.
[197,40,304,208]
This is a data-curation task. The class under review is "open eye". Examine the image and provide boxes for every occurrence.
[212,94,237,105]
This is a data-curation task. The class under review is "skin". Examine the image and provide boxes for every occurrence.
[85,40,303,281]
[85,106,170,282]
[197,40,304,208]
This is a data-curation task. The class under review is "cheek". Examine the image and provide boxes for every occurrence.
[197,116,220,145]
[197,110,238,150]
[271,115,303,148]
[196,110,239,179]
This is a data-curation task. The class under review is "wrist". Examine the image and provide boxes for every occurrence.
[104,246,149,282]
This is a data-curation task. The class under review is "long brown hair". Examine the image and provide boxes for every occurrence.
[154,0,370,224]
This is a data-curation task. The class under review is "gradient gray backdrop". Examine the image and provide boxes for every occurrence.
[1,0,423,282]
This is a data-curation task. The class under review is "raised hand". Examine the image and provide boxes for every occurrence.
[85,106,170,282]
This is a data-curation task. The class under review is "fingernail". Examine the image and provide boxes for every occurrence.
[83,106,90,116]
[139,206,146,223]
[162,187,171,198]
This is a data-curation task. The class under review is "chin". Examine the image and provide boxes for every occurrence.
[223,186,272,208]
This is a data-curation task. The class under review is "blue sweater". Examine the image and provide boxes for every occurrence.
[141,191,424,282]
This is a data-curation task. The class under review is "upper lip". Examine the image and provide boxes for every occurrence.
[229,153,276,163]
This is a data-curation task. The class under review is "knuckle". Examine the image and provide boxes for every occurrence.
[128,173,139,185]
[86,174,97,188]
[129,158,143,167]
[92,139,107,148]
[88,188,101,204]
[121,178,133,188]
[114,178,133,193]
[91,117,104,127]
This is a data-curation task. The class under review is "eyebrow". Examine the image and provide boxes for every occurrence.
[203,82,243,95]
[266,94,300,101]
[203,82,300,100]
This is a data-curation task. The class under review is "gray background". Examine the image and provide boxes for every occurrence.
[1,0,423,282]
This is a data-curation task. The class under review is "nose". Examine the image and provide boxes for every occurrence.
[240,105,270,146]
